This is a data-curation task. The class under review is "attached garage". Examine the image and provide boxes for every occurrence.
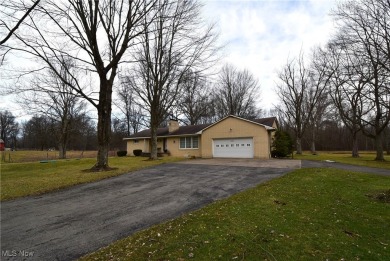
[200,116,275,159]
[213,138,254,158]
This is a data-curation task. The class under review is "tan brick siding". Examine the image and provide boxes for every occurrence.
[201,117,271,159]
[165,136,201,158]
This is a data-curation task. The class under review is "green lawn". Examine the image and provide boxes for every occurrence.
[80,168,390,261]
[294,152,390,169]
[1,150,103,163]
[0,156,182,201]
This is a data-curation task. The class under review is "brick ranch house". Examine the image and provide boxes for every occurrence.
[124,115,277,159]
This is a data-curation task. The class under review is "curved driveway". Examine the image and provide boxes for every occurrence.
[1,160,296,261]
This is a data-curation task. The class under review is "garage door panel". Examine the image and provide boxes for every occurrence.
[213,138,253,158]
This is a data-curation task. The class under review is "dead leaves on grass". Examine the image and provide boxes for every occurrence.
[366,189,390,203]
[273,200,286,206]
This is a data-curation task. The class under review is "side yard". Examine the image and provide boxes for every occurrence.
[294,152,390,169]
[80,168,390,261]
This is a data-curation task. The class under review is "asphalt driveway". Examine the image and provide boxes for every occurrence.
[1,162,295,261]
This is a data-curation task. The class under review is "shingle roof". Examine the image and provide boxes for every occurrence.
[125,123,212,139]
[124,116,277,140]
[252,117,277,127]
[126,128,169,139]
[169,124,211,135]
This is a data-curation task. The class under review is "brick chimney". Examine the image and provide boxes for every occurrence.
[168,119,179,133]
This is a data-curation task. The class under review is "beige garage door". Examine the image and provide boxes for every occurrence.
[213,138,254,158]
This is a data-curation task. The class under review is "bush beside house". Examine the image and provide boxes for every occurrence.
[271,130,293,158]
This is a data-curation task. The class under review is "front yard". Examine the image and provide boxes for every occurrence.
[2,151,389,260]
[0,156,182,201]
[80,168,390,261]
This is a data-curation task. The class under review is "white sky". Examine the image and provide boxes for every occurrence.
[202,0,339,110]
[1,0,340,121]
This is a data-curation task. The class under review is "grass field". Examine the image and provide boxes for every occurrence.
[0,150,103,163]
[294,151,390,169]
[80,168,390,261]
[0,156,183,201]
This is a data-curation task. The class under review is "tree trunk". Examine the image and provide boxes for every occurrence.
[351,133,359,158]
[296,137,302,154]
[310,141,316,155]
[93,80,113,170]
[58,143,66,159]
[150,112,159,160]
[310,130,316,155]
[374,132,385,161]
[385,127,390,155]
[58,120,69,159]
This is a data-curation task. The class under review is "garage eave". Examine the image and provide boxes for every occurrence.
[197,115,275,134]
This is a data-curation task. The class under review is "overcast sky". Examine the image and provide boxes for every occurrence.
[1,0,340,120]
[202,0,339,111]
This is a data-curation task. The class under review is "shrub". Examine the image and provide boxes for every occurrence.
[133,149,142,156]
[117,151,127,157]
[271,130,293,158]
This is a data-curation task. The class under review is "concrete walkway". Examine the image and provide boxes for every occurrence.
[1,163,293,261]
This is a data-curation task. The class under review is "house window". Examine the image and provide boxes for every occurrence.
[193,137,199,148]
[180,138,186,148]
[133,140,139,144]
[180,136,199,149]
[186,137,192,148]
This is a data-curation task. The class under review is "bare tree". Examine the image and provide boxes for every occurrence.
[276,51,332,154]
[128,0,218,160]
[0,110,19,148]
[333,0,390,161]
[385,123,390,155]
[21,115,55,150]
[110,117,127,150]
[19,57,86,159]
[116,82,145,136]
[0,0,40,46]
[178,71,214,125]
[5,0,156,170]
[213,64,261,120]
[307,91,332,155]
[322,40,368,157]
[356,0,390,73]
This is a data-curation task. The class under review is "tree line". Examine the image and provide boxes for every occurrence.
[276,0,390,161]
